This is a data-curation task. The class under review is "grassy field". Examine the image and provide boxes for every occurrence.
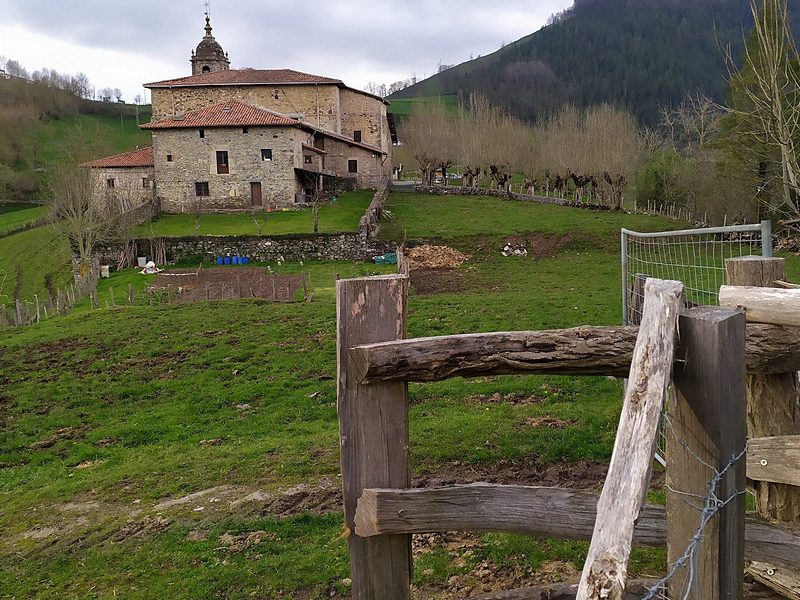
[0,203,49,237]
[1,192,797,598]
[0,225,71,306]
[137,191,373,237]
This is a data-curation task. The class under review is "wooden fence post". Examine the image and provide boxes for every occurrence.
[725,256,800,522]
[128,283,135,305]
[336,274,411,600]
[34,294,40,323]
[667,307,747,600]
[110,286,116,307]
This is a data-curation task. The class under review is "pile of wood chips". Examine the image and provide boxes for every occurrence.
[405,245,468,270]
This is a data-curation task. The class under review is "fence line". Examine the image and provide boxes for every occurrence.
[337,274,800,600]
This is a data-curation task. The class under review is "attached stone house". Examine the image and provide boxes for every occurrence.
[141,100,388,212]
[80,146,155,210]
[83,15,395,214]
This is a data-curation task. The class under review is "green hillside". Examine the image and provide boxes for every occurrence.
[391,0,800,125]
[0,192,687,598]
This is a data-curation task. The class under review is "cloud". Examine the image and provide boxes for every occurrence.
[2,0,573,99]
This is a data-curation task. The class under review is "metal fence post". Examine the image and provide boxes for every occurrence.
[760,220,773,258]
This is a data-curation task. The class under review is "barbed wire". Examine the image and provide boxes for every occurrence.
[641,414,749,600]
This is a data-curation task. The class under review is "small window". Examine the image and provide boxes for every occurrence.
[199,129,205,138]
[195,182,209,197]
[166,154,173,162]
[261,149,273,161]
[216,150,229,174]
[314,134,325,150]
[106,178,115,188]
[142,177,149,189]
[348,159,358,174]
[353,130,362,143]
[304,155,313,164]
[202,65,211,73]
[242,127,249,134]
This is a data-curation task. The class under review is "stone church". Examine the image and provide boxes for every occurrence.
[83,16,395,213]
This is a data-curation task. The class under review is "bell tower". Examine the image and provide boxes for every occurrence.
[190,12,230,75]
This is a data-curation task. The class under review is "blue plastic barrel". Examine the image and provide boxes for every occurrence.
[223,256,231,265]
[216,256,224,265]
[233,256,240,265]
[241,256,250,264]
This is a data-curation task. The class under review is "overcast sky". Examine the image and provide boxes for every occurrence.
[1,0,574,102]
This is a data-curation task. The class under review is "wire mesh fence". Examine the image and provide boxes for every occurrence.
[621,221,772,466]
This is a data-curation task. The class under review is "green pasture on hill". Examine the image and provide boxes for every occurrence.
[1,191,798,597]
[387,94,459,118]
[0,203,49,236]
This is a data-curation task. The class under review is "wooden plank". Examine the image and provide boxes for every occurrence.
[668,307,747,600]
[748,561,800,600]
[726,257,800,524]
[748,436,800,487]
[336,274,411,600]
[576,279,684,600]
[351,323,800,383]
[356,484,667,544]
[354,484,800,569]
[473,580,782,600]
[720,286,800,327]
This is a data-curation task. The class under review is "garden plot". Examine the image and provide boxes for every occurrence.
[150,268,307,302]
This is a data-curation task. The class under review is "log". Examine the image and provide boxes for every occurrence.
[576,279,684,600]
[668,307,747,600]
[354,484,800,569]
[473,580,782,600]
[336,275,411,600]
[720,286,800,327]
[351,323,800,383]
[748,561,800,600]
[748,436,800,487]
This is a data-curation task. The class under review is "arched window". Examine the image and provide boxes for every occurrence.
[202,65,211,73]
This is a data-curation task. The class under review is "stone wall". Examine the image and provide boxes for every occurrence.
[90,166,156,209]
[96,233,396,267]
[151,84,342,132]
[324,137,389,190]
[412,185,613,211]
[359,182,390,238]
[340,88,390,153]
[152,125,300,212]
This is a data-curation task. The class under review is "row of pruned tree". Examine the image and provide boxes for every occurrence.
[399,95,644,209]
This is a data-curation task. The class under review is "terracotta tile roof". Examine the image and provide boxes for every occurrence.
[145,69,342,88]
[80,146,154,168]
[140,101,299,129]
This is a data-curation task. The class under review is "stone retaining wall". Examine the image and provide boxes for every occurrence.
[358,181,391,239]
[96,233,395,268]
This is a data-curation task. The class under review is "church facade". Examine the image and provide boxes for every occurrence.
[83,16,394,213]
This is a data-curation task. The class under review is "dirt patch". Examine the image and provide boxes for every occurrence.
[29,426,87,450]
[405,245,469,270]
[113,516,171,541]
[501,234,576,259]
[411,269,467,296]
[523,416,578,429]
[218,530,276,553]
[151,268,306,303]
[414,457,609,490]
[471,392,549,406]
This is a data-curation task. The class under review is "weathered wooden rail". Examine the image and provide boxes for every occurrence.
[336,270,800,600]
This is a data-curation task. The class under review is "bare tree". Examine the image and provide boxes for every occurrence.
[723,0,800,230]
[48,164,134,283]
[400,101,456,186]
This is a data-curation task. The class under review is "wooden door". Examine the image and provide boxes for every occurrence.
[250,182,262,207]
